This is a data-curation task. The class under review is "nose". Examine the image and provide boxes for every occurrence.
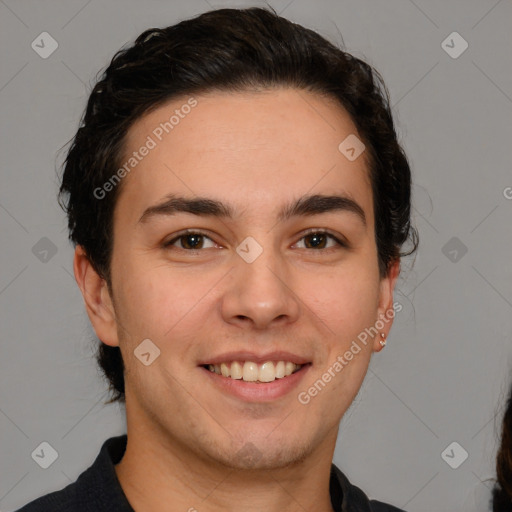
[220,243,301,330]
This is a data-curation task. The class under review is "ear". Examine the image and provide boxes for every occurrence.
[373,258,400,352]
[73,245,119,347]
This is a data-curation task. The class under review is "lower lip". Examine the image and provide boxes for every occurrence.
[200,364,311,402]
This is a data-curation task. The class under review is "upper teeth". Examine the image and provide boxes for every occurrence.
[207,361,302,382]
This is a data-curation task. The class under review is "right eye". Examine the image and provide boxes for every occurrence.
[163,230,218,251]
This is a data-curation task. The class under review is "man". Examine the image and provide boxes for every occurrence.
[17,7,417,511]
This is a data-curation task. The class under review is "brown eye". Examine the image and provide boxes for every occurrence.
[303,232,330,249]
[164,231,216,251]
[295,230,346,250]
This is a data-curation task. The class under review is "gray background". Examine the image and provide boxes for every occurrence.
[1,0,511,511]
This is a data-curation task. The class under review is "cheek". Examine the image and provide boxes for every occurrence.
[306,280,376,407]
[114,270,206,389]
[115,262,217,342]
[301,267,380,334]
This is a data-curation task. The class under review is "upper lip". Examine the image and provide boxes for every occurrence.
[198,351,311,366]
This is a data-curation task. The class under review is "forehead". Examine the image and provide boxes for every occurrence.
[116,88,373,227]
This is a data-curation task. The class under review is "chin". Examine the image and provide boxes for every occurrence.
[212,435,314,471]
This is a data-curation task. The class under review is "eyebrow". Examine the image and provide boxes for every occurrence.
[138,193,366,227]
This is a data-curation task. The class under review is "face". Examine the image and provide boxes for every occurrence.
[78,88,399,470]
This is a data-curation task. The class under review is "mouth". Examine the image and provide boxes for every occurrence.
[199,359,312,402]
[200,360,306,383]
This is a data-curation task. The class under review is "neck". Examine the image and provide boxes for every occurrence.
[115,411,337,512]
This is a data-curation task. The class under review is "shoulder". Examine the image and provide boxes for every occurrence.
[13,435,131,512]
[13,482,77,511]
[330,463,407,512]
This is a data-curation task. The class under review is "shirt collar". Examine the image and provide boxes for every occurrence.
[330,463,374,512]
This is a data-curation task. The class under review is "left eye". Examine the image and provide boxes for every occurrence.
[294,231,345,250]
[164,230,346,251]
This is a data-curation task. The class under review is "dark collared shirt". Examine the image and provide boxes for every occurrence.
[15,435,406,512]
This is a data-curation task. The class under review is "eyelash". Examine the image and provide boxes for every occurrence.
[163,228,348,253]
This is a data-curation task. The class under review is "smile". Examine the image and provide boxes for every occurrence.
[200,361,312,402]
[203,360,302,383]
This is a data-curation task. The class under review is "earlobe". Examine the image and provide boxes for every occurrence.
[73,246,119,347]
[374,259,401,351]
